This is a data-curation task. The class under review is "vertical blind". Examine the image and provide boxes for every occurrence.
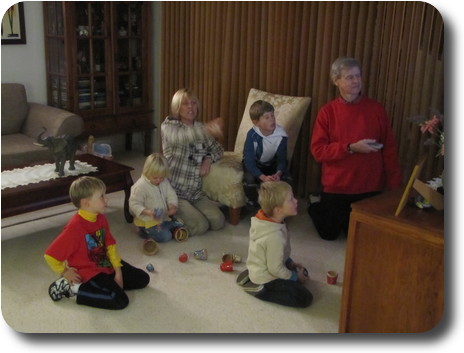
[161,1,444,197]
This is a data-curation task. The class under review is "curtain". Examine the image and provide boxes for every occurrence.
[161,1,444,197]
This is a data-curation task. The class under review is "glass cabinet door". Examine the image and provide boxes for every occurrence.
[45,2,67,109]
[75,2,109,112]
[114,2,144,109]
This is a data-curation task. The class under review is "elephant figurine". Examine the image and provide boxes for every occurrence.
[35,127,78,177]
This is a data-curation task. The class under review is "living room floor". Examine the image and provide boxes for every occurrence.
[1,150,347,333]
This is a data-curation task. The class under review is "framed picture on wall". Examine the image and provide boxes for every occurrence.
[2,3,26,45]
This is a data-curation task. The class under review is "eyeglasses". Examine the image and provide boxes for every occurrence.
[341,73,361,81]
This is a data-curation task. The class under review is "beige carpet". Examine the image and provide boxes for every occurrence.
[1,151,346,333]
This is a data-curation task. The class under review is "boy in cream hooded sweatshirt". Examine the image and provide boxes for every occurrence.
[239,181,312,308]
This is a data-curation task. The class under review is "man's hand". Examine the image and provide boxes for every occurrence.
[350,139,381,153]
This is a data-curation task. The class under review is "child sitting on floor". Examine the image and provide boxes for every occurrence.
[129,153,187,244]
[237,181,313,308]
[44,176,149,310]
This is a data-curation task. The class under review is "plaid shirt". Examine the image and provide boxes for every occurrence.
[161,116,223,202]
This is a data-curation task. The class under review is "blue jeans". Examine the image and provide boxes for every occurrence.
[137,219,183,243]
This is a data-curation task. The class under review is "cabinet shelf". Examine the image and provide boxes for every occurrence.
[43,1,154,155]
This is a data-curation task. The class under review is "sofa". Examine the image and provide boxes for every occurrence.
[1,83,84,168]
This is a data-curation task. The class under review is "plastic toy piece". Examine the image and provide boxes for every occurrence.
[222,253,242,263]
[220,261,234,272]
[143,239,159,256]
[173,227,189,242]
[179,253,189,262]
[193,249,208,260]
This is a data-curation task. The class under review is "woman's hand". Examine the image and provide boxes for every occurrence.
[200,157,212,176]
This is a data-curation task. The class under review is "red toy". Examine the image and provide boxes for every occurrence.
[179,253,188,262]
[220,260,234,272]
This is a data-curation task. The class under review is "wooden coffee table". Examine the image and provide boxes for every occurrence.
[1,154,134,222]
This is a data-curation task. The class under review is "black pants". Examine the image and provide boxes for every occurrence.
[307,191,380,241]
[255,279,313,308]
[76,260,150,310]
[243,161,293,206]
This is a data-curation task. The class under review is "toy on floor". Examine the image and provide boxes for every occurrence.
[179,253,189,262]
[222,253,242,263]
[220,260,234,272]
[146,263,155,272]
[143,239,159,255]
[173,227,189,242]
[193,248,208,260]
[326,270,338,284]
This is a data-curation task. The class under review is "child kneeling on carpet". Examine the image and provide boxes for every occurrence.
[129,153,187,244]
[44,176,150,310]
[237,181,313,308]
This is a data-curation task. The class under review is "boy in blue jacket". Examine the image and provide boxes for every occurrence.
[243,100,292,207]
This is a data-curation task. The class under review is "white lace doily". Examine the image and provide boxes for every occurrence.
[1,161,98,190]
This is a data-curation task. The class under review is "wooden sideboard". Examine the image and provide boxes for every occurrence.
[339,190,444,333]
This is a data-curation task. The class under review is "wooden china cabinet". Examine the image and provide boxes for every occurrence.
[43,1,154,155]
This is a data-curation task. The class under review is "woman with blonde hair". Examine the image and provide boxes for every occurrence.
[161,88,225,236]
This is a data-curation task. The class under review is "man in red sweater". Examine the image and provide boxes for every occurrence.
[308,57,402,240]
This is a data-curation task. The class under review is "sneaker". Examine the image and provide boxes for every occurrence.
[48,277,74,301]
[308,194,321,205]
[246,198,260,208]
[242,281,264,295]
[236,269,250,286]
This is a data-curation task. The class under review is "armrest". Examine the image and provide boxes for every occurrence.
[202,152,247,208]
[22,103,84,138]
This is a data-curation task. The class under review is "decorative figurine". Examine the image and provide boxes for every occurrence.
[35,127,78,177]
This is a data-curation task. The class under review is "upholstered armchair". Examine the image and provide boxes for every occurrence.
[202,88,311,224]
[1,83,83,168]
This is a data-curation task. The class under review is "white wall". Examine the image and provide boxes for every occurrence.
[1,1,161,152]
[1,1,47,103]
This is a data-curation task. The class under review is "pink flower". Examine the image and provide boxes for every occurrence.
[420,115,441,135]
[409,110,444,157]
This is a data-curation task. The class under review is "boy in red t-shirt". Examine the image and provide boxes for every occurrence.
[45,176,149,310]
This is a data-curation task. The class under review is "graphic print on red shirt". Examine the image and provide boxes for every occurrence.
[85,228,112,269]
